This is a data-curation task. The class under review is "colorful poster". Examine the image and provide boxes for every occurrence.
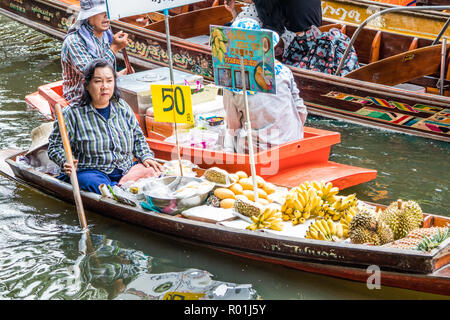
[210,25,276,94]
[106,0,203,20]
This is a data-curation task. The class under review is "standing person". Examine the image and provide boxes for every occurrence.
[222,18,307,154]
[61,0,131,106]
[48,59,162,195]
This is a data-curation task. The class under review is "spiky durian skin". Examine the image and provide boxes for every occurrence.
[375,220,394,245]
[349,208,378,244]
[379,200,423,240]
[349,207,376,230]
[396,200,423,239]
[378,202,399,238]
[349,207,394,245]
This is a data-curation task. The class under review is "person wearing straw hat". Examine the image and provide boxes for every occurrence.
[61,0,132,106]
[222,18,307,154]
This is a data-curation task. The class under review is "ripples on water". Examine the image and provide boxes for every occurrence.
[0,14,448,300]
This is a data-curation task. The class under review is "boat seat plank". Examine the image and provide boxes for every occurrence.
[344,44,450,86]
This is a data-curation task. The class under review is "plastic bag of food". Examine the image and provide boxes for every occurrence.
[161,159,198,177]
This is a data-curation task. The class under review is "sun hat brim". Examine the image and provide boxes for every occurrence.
[76,4,108,22]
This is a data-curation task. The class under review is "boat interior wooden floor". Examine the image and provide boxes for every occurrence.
[120,5,450,97]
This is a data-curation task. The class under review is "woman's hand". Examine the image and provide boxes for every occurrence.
[63,159,78,176]
[142,159,163,176]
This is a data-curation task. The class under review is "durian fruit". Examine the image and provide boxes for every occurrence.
[379,199,423,240]
[204,167,232,185]
[234,198,263,218]
[349,207,394,245]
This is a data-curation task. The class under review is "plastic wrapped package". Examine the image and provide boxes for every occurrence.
[161,159,198,177]
[164,128,222,150]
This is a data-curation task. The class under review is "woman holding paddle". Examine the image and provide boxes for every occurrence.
[48,59,162,195]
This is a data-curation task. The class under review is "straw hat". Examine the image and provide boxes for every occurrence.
[77,0,107,22]
[70,0,108,31]
[26,122,54,155]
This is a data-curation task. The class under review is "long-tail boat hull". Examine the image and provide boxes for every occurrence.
[0,148,448,296]
[1,0,450,142]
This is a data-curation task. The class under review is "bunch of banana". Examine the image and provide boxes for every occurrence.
[211,28,227,63]
[339,206,357,228]
[333,194,358,212]
[281,186,322,225]
[305,218,347,241]
[311,181,340,203]
[317,193,358,222]
[246,207,284,231]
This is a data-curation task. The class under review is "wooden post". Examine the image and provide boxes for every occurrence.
[240,56,258,202]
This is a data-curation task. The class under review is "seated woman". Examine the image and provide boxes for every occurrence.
[222,18,307,154]
[225,0,359,76]
[48,58,162,194]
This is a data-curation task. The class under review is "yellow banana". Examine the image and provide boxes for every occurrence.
[336,223,344,238]
[327,219,336,234]
[320,219,331,235]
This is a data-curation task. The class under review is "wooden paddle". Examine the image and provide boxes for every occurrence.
[54,103,88,230]
[122,48,134,74]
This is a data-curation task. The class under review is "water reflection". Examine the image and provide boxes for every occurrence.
[75,233,260,300]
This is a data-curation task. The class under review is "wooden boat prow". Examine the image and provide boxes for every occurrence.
[0,148,448,296]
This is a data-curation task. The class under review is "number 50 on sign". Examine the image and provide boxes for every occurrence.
[151,85,194,124]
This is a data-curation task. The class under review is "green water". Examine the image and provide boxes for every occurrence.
[0,14,449,300]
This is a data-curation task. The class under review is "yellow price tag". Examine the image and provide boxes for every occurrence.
[151,84,194,124]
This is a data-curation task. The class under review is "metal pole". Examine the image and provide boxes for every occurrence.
[335,5,450,76]
[164,9,183,177]
[439,37,447,96]
[433,17,450,46]
[240,56,259,202]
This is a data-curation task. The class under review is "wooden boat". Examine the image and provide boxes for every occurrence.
[2,1,450,142]
[0,148,448,296]
[25,79,377,190]
[322,0,450,39]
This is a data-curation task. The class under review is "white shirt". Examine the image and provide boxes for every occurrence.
[223,62,307,153]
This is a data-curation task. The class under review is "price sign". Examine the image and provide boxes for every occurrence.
[151,85,194,125]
